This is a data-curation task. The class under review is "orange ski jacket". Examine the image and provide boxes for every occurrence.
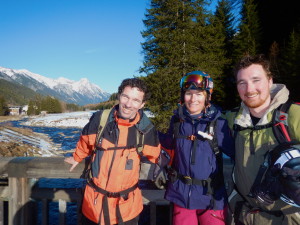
[73,106,160,224]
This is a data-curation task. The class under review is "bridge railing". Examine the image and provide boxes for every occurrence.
[0,157,171,225]
[0,157,233,225]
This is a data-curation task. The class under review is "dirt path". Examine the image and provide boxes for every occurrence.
[0,115,23,123]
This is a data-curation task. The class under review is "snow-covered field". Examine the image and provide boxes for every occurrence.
[21,110,153,128]
[21,111,94,128]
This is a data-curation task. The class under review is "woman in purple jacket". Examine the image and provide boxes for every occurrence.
[159,71,234,225]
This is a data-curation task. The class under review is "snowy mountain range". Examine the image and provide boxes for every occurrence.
[0,67,110,105]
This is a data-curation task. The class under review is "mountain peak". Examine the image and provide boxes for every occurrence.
[0,66,110,105]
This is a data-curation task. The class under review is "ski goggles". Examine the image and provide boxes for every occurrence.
[180,73,213,92]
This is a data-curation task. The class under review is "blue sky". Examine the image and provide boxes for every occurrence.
[0,0,149,94]
[0,0,222,94]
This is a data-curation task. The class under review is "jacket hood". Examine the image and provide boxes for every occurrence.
[236,83,289,127]
[135,110,154,134]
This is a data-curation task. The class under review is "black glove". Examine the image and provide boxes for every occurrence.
[281,166,300,181]
[153,166,167,189]
[280,166,300,205]
[153,149,170,189]
[249,164,281,205]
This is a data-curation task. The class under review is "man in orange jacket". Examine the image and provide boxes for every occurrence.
[65,78,161,225]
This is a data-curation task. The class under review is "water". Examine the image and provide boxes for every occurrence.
[9,119,81,154]
[5,119,82,224]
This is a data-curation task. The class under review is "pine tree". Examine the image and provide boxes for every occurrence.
[189,2,231,107]
[0,96,9,116]
[232,0,261,63]
[141,0,199,131]
[254,0,300,55]
[141,0,229,130]
[27,99,40,115]
[213,0,239,108]
[279,29,300,101]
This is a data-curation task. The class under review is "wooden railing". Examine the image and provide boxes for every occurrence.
[0,157,171,225]
[0,157,234,225]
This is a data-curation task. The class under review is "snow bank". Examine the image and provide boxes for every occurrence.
[23,110,154,128]
[22,111,95,128]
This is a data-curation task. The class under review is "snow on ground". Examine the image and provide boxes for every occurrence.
[22,110,153,128]
[1,111,94,156]
[22,111,95,128]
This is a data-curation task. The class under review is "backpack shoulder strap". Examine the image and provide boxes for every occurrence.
[95,108,113,146]
[81,108,113,179]
[134,111,155,154]
[172,116,181,138]
[136,130,145,154]
[272,100,294,144]
[206,119,220,155]
[227,106,240,139]
[248,100,296,194]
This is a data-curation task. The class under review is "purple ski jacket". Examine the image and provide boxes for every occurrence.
[159,104,234,210]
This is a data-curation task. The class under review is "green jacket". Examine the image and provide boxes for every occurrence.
[225,84,300,214]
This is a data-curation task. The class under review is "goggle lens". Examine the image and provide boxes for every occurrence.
[180,74,206,90]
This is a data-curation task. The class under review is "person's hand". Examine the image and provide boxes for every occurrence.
[152,148,170,189]
[64,157,79,172]
[153,163,167,189]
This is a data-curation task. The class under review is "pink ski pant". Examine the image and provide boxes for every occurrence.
[173,203,227,225]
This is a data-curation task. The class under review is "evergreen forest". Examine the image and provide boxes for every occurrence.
[140,0,300,131]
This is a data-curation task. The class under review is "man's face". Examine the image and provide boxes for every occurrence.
[118,86,145,119]
[237,64,273,110]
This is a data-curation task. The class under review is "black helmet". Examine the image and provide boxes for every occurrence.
[271,143,300,207]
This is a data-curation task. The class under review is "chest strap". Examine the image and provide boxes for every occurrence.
[87,179,138,225]
[233,123,274,155]
[178,174,212,190]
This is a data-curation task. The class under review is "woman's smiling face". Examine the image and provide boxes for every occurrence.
[184,89,206,115]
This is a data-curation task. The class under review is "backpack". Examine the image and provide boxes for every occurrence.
[95,108,144,153]
[81,108,145,179]
[232,100,300,200]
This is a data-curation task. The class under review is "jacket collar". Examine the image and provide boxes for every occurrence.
[176,104,220,123]
[112,105,154,134]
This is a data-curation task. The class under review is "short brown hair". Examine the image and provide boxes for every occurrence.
[234,54,272,80]
[118,78,150,102]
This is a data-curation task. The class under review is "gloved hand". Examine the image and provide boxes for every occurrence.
[152,149,170,189]
[280,166,300,205]
[248,164,281,205]
[153,166,167,189]
[281,166,300,181]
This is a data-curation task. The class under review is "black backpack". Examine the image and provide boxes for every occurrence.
[233,100,300,199]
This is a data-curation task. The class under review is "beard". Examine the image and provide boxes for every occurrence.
[242,92,270,109]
